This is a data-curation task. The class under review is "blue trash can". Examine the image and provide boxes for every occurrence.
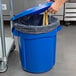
[12,25,61,73]
[12,2,62,73]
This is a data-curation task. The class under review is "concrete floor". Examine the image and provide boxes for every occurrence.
[0,25,76,76]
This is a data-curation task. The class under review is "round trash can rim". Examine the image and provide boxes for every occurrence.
[13,16,60,34]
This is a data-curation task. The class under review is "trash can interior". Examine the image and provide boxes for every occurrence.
[14,14,57,26]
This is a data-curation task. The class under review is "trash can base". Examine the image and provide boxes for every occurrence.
[22,65,54,73]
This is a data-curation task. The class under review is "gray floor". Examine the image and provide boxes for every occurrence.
[0,25,76,76]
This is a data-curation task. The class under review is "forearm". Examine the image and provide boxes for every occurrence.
[54,0,67,4]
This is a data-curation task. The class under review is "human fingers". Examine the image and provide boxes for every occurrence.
[48,7,57,14]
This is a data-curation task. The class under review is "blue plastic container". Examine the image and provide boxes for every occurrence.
[12,26,61,73]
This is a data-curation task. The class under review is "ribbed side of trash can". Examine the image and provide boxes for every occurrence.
[12,25,61,73]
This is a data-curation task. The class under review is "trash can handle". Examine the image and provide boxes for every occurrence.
[12,28,20,37]
[57,25,62,32]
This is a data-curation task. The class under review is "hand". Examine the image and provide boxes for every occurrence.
[47,0,65,14]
